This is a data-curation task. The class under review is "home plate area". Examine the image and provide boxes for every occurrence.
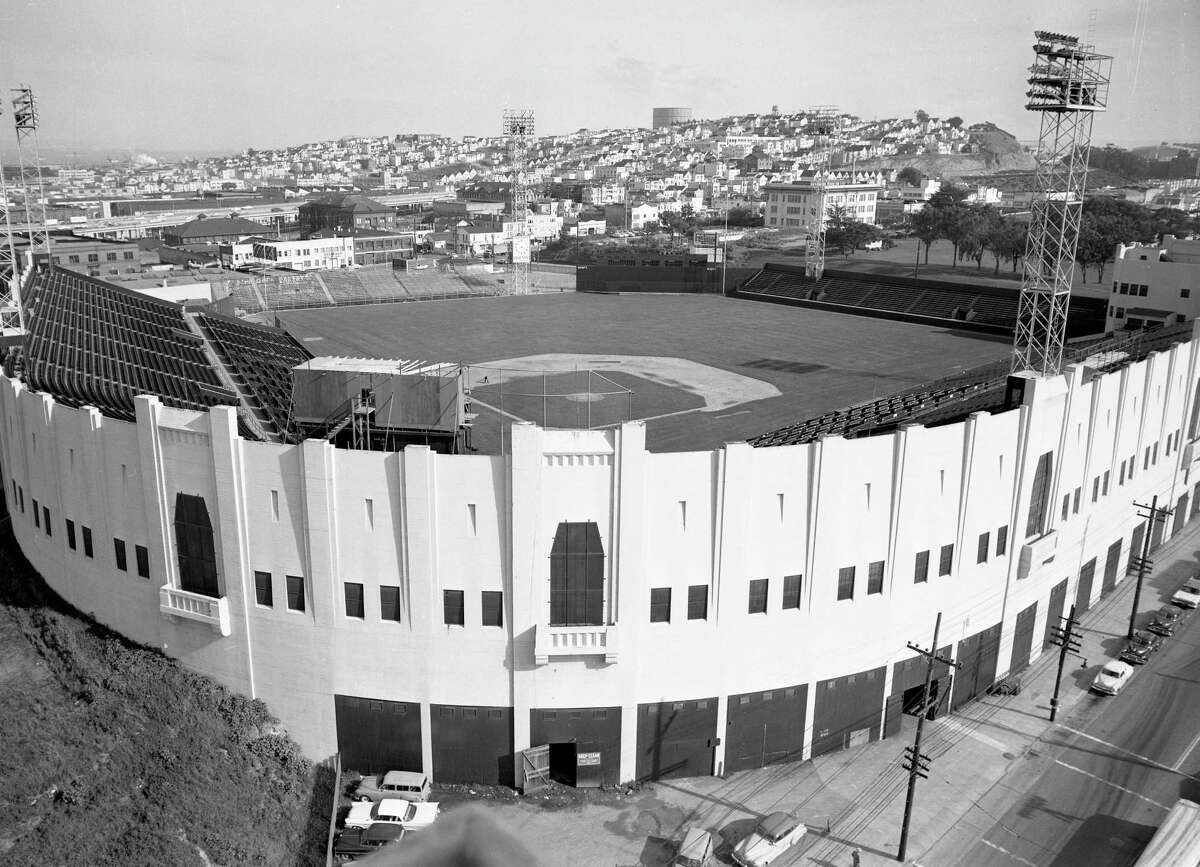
[466,354,780,434]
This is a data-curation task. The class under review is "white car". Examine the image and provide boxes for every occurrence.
[345,797,440,831]
[1172,578,1200,609]
[732,812,807,866]
[1091,660,1134,695]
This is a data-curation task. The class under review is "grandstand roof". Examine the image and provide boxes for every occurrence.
[302,193,391,213]
[18,268,312,442]
[168,217,270,240]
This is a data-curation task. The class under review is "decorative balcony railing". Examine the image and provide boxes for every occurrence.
[534,624,617,665]
[159,585,231,636]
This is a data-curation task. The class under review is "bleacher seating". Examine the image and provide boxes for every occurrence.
[193,313,313,441]
[737,265,1021,331]
[22,269,236,421]
[256,274,332,309]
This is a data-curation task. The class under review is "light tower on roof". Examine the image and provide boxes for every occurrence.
[502,109,534,296]
[1011,31,1111,376]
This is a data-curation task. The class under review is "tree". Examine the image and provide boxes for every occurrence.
[915,109,930,123]
[910,208,941,265]
[824,204,876,256]
[896,167,924,187]
[985,218,1026,274]
[926,183,970,210]
[947,116,964,129]
[959,206,999,271]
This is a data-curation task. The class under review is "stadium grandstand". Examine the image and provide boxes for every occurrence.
[733,263,1107,336]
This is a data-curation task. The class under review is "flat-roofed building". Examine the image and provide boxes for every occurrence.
[762,171,884,231]
[1107,235,1200,331]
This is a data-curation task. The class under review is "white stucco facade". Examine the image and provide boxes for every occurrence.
[4,321,1200,784]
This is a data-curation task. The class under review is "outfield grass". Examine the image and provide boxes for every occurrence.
[279,293,1010,453]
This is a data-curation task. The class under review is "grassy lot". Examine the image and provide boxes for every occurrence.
[278,293,1011,453]
[0,520,332,867]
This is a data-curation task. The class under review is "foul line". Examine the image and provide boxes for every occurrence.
[979,839,1040,867]
[1173,727,1200,771]
[1057,724,1200,781]
[1053,760,1171,811]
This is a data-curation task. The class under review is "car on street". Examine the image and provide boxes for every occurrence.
[333,823,405,858]
[732,812,807,866]
[351,770,432,803]
[674,825,717,866]
[345,797,440,831]
[1120,631,1164,665]
[1091,660,1135,695]
[1147,605,1183,636]
[1172,578,1200,609]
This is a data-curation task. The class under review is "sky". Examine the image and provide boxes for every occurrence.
[0,0,1195,158]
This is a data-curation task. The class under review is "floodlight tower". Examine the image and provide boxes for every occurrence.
[804,106,838,280]
[11,84,53,316]
[0,119,23,335]
[502,109,534,296]
[1011,32,1111,376]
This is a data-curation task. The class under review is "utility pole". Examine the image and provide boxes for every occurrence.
[1127,496,1173,639]
[1048,604,1083,723]
[898,611,960,862]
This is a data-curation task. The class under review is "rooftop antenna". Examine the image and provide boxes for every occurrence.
[1011,32,1112,376]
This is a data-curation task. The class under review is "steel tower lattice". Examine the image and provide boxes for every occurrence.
[0,121,22,334]
[502,109,534,296]
[804,106,838,281]
[1011,32,1111,376]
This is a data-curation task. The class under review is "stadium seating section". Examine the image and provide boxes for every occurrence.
[736,265,1020,330]
[22,269,237,421]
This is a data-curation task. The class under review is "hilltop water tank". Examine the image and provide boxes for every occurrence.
[652,107,693,129]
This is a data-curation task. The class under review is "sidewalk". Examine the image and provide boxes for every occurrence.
[467,520,1200,867]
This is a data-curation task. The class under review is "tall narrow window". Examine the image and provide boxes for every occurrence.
[867,561,885,594]
[748,578,769,613]
[254,571,273,606]
[443,589,465,626]
[379,586,401,622]
[777,493,785,522]
[135,545,150,579]
[679,501,687,530]
[1102,471,1110,496]
[174,493,219,598]
[649,587,672,623]
[32,499,39,528]
[114,538,127,571]
[1061,494,1070,522]
[1092,477,1100,503]
[271,489,280,522]
[939,544,954,576]
[782,574,802,609]
[549,522,605,626]
[1026,452,1053,538]
[996,525,1009,556]
[468,503,477,535]
[977,532,990,564]
[286,575,305,612]
[42,506,51,537]
[344,582,365,618]
[66,519,77,550]
[481,590,503,627]
[82,526,93,558]
[914,550,929,583]
[1072,487,1081,514]
[687,585,708,620]
[365,499,374,530]
[837,567,856,600]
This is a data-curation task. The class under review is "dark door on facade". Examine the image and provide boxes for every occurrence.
[952,623,1002,711]
[1075,558,1097,614]
[530,706,621,786]
[1010,602,1037,673]
[174,493,220,597]
[1044,579,1068,650]
[811,667,886,758]
[885,647,953,738]
[549,522,605,625]
[724,685,807,773]
[431,704,514,787]
[636,698,718,781]
[1151,513,1166,551]
[1175,494,1189,537]
[1128,522,1146,572]
[334,694,423,775]
[1102,540,1122,595]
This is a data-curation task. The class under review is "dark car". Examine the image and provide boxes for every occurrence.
[1146,606,1182,637]
[1120,630,1164,664]
[333,823,405,858]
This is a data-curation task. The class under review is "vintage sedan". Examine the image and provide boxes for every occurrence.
[345,797,440,831]
[1147,606,1183,636]
[1091,660,1134,695]
[732,812,807,867]
[1119,631,1163,665]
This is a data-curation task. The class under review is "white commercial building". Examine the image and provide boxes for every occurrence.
[763,171,883,230]
[1106,235,1200,331]
[250,236,354,271]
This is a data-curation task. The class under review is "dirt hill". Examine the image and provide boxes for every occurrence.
[858,123,1036,178]
[0,521,332,867]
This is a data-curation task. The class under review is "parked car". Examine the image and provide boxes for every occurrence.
[674,825,717,867]
[1120,631,1164,665]
[1091,660,1135,695]
[345,797,440,831]
[732,812,807,867]
[333,823,405,858]
[1172,578,1200,609]
[351,770,432,803]
[1147,606,1183,636]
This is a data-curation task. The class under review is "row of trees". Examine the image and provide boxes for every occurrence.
[904,184,1199,281]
